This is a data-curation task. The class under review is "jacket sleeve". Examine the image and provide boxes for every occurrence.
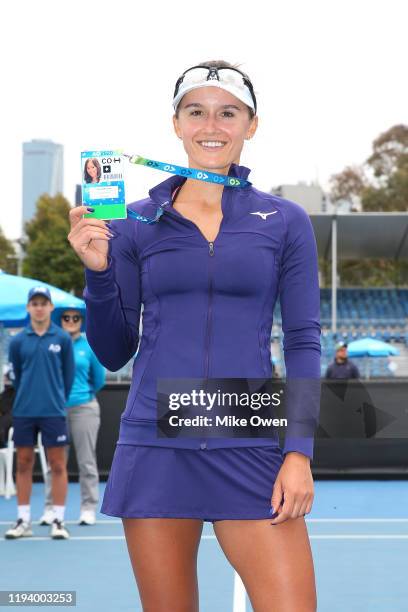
[88,347,106,394]
[83,220,142,371]
[277,202,321,461]
[61,334,75,400]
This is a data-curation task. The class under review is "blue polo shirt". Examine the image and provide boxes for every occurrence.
[8,321,75,417]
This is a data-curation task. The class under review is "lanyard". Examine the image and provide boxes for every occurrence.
[122,152,251,224]
[127,206,165,224]
[123,153,251,188]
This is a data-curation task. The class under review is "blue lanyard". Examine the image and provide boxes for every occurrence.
[123,152,251,224]
[127,206,165,224]
[123,153,251,188]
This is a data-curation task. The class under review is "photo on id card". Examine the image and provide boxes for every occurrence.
[81,150,126,220]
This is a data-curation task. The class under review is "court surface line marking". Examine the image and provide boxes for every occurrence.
[233,571,246,612]
[1,518,408,526]
[2,534,408,542]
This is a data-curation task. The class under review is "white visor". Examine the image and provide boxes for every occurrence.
[173,67,256,113]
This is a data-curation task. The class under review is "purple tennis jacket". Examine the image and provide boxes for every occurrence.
[83,163,321,459]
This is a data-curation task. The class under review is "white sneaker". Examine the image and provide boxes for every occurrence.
[39,509,55,526]
[5,519,33,539]
[79,510,96,525]
[50,519,70,540]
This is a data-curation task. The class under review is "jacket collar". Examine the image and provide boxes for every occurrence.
[148,162,252,208]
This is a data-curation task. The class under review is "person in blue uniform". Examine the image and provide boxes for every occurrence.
[67,60,321,611]
[39,308,106,526]
[5,286,74,540]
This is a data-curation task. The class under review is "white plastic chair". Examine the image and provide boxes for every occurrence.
[0,427,48,499]
[0,447,13,496]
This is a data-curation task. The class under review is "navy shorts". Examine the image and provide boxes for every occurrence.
[12,417,70,448]
[101,444,284,523]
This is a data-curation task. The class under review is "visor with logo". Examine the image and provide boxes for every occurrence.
[173,65,257,114]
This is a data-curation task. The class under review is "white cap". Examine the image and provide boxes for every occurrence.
[173,68,256,113]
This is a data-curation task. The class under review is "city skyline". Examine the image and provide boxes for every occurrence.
[22,139,63,232]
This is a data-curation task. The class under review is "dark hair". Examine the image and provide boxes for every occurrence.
[174,59,256,120]
[84,158,102,184]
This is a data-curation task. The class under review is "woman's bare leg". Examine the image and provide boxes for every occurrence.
[122,518,204,612]
[213,517,316,612]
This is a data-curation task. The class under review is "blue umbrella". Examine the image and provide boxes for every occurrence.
[0,271,85,328]
[347,337,399,357]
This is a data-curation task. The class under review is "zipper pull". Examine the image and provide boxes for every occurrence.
[208,242,215,256]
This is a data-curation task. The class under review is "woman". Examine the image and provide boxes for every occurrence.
[40,309,105,526]
[68,60,321,611]
[83,158,101,184]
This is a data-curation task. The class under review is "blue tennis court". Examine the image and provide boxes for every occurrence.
[1,479,407,611]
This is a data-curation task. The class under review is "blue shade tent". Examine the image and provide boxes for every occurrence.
[346,337,399,380]
[0,271,85,328]
[0,271,86,393]
[347,338,399,357]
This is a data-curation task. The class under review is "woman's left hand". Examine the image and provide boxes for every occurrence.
[269,452,314,525]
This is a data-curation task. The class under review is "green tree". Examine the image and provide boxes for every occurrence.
[0,226,17,274]
[366,124,408,181]
[326,124,408,287]
[23,194,84,296]
[329,165,366,205]
[329,124,408,212]
[362,124,408,212]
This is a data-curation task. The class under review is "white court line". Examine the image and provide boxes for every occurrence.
[311,535,408,539]
[307,518,408,523]
[1,536,126,541]
[0,518,407,526]
[233,571,246,612]
[0,520,122,525]
[0,535,215,542]
[2,534,408,542]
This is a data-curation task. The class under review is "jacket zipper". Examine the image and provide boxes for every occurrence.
[204,242,215,378]
[162,198,223,379]
[162,191,231,448]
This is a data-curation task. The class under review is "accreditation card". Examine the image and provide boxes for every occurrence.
[81,150,126,220]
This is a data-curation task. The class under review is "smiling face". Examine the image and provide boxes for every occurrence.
[86,160,98,182]
[173,87,258,173]
[61,309,82,337]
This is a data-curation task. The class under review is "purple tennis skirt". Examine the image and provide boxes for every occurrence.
[100,444,284,523]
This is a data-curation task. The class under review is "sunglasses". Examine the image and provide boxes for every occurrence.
[173,65,257,114]
[62,314,82,323]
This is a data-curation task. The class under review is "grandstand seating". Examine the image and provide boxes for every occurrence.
[272,288,408,379]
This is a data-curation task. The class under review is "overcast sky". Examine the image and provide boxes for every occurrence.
[1,0,406,239]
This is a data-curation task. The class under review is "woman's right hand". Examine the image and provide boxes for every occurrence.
[68,206,113,272]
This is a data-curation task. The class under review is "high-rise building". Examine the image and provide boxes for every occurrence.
[271,182,326,214]
[22,139,64,230]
